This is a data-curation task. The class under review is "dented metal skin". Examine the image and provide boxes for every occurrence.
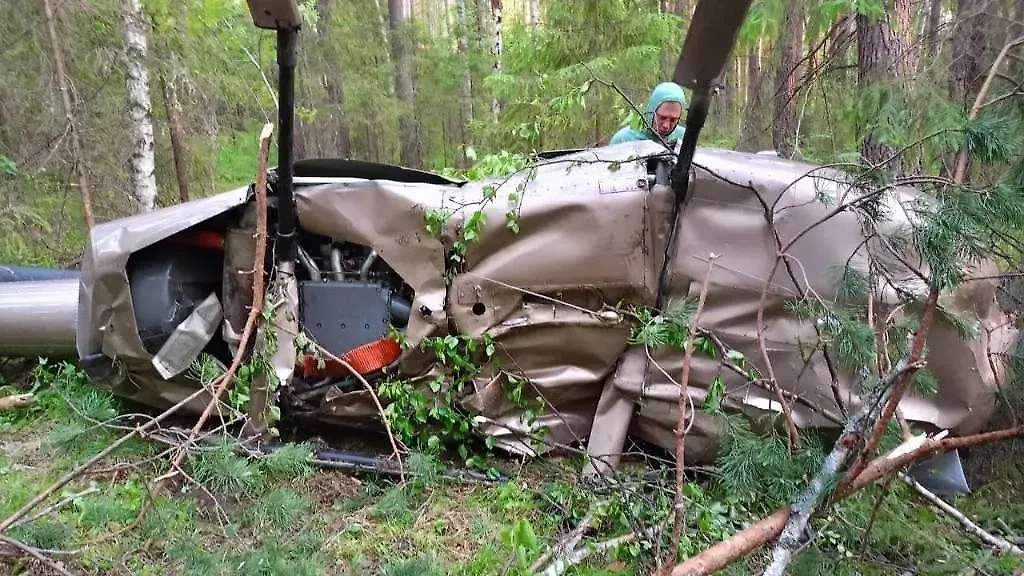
[5,139,1016,471]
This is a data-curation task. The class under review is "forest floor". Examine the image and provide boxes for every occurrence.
[1,359,1024,576]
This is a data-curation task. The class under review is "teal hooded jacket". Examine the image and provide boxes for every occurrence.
[609,82,687,145]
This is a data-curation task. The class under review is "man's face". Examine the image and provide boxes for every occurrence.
[653,101,682,136]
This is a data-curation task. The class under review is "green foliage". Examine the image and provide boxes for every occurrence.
[244,487,311,530]
[378,332,538,470]
[786,298,876,372]
[257,442,315,479]
[715,415,826,510]
[190,436,259,493]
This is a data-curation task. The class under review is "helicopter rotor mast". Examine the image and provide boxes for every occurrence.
[242,0,302,266]
[656,0,754,308]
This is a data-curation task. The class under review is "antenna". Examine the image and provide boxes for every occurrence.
[243,0,301,265]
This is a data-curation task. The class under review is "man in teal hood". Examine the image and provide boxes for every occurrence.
[609,82,687,145]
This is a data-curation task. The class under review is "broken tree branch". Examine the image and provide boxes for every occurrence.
[541,525,661,576]
[672,254,717,560]
[0,393,34,410]
[6,488,99,532]
[163,122,272,480]
[669,425,1023,575]
[0,387,207,534]
[0,534,75,576]
[953,35,1024,183]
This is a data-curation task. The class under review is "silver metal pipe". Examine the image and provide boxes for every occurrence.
[297,245,321,281]
[330,247,343,280]
[360,249,378,282]
[0,279,79,357]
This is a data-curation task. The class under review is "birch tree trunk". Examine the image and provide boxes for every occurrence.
[121,0,158,212]
[42,0,95,229]
[527,0,539,28]
[772,0,804,157]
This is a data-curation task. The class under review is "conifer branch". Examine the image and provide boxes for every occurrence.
[668,425,1024,576]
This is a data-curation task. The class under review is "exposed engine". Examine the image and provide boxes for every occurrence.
[122,209,414,412]
[284,232,414,407]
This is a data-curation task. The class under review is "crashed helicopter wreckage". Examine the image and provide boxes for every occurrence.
[0,139,1016,488]
[0,0,1016,493]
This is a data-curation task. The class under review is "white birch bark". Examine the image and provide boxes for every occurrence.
[122,0,158,212]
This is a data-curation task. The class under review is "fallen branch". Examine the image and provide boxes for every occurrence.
[6,488,99,532]
[0,534,75,576]
[162,121,273,481]
[672,254,717,559]
[0,386,207,534]
[903,474,1024,556]
[668,425,1023,575]
[0,393,35,410]
[528,505,599,574]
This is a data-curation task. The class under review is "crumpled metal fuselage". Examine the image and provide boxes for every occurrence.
[66,140,1017,467]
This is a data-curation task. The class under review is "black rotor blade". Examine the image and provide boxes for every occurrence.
[672,0,755,92]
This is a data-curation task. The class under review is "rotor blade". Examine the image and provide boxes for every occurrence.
[672,0,755,91]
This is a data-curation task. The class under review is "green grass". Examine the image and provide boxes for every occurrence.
[1,359,1023,575]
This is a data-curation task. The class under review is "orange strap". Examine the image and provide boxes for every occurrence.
[299,337,401,379]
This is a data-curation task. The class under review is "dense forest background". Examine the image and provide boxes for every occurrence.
[1,0,1021,268]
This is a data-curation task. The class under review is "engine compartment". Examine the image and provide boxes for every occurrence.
[123,198,415,418]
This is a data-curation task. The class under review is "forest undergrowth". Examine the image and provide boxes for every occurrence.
[1,358,1022,576]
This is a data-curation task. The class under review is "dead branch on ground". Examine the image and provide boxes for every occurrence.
[0,393,35,410]
[528,504,600,574]
[0,534,76,576]
[903,474,1024,556]
[6,488,99,533]
[539,524,661,576]
[0,386,208,534]
[0,122,272,543]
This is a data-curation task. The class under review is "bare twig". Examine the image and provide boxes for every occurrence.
[903,474,1024,555]
[306,340,406,483]
[6,488,99,532]
[0,534,75,576]
[953,35,1024,183]
[672,254,717,559]
[0,386,207,534]
[528,505,601,573]
[539,525,661,576]
[858,474,896,554]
